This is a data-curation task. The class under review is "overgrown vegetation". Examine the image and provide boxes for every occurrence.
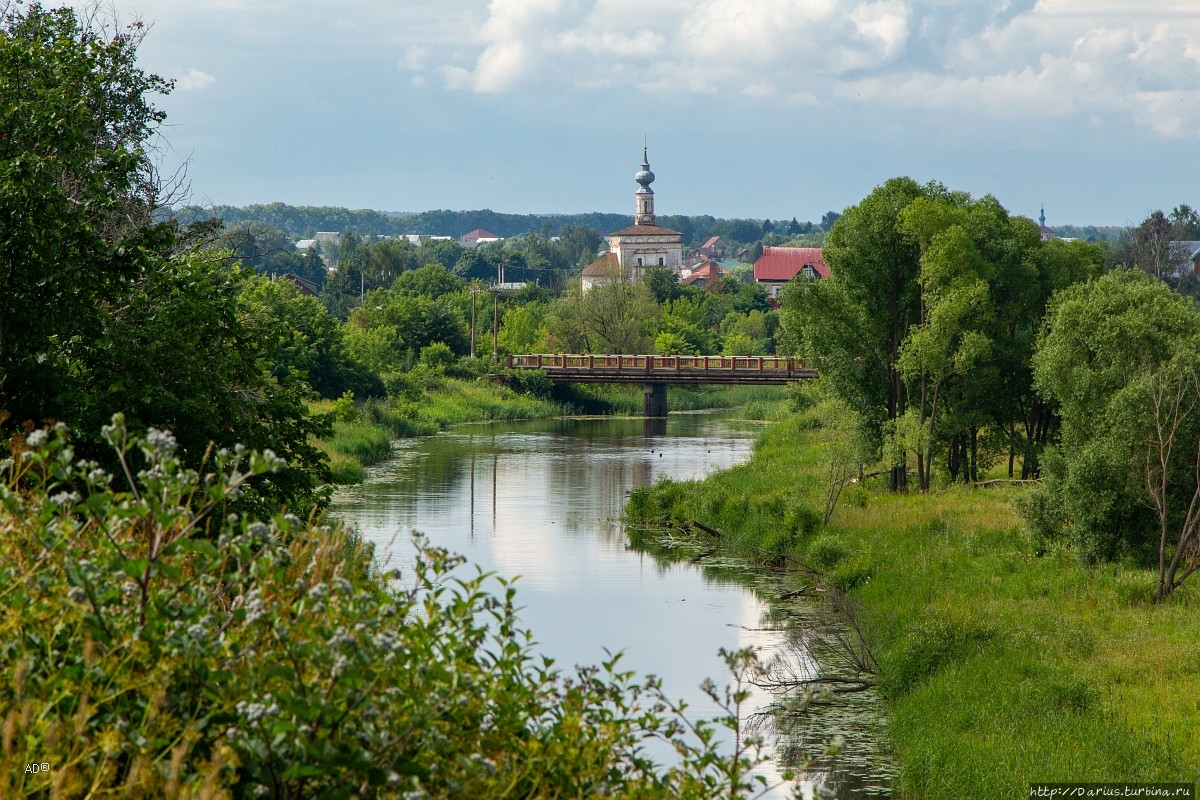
[0,419,837,797]
[627,405,1200,798]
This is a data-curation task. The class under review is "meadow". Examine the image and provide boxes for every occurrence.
[627,412,1200,797]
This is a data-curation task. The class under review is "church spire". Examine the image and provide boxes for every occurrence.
[634,142,656,226]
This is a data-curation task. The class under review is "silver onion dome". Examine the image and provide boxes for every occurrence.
[635,147,655,188]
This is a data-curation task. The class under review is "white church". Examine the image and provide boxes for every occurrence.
[581,146,683,292]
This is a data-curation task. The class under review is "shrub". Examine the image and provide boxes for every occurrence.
[0,418,817,798]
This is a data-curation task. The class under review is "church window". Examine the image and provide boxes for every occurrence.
[637,258,643,266]
[658,257,664,266]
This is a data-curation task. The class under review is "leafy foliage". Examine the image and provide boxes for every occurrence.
[1028,269,1200,570]
[1,420,816,798]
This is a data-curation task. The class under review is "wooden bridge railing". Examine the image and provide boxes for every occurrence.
[506,354,810,373]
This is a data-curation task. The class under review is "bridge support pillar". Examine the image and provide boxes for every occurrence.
[644,383,668,417]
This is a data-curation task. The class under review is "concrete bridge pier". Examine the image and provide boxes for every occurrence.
[644,383,668,417]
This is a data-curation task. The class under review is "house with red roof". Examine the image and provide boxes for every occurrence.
[461,228,501,248]
[681,259,729,288]
[753,246,828,299]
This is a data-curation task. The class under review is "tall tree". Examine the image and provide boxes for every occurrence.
[0,4,174,422]
[782,178,926,490]
[896,198,993,491]
[1030,269,1200,564]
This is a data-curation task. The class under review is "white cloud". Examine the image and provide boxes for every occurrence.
[176,67,216,92]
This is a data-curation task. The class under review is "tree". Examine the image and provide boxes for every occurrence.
[820,211,842,231]
[557,223,603,269]
[60,253,331,514]
[239,275,383,399]
[1170,204,1200,239]
[1127,211,1174,284]
[782,178,926,491]
[1029,269,1200,564]
[1140,354,1200,599]
[394,263,466,298]
[345,287,469,374]
[0,4,174,424]
[896,203,993,491]
[545,277,658,354]
[644,266,684,303]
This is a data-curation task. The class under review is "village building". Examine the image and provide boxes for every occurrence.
[686,236,727,265]
[461,228,501,249]
[681,259,729,288]
[582,146,683,293]
[1038,207,1055,241]
[752,246,828,300]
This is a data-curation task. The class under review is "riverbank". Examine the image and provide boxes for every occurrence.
[315,373,791,484]
[627,414,1200,798]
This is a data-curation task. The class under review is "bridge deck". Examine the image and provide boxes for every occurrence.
[506,354,818,385]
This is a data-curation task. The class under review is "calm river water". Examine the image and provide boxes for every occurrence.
[330,413,891,798]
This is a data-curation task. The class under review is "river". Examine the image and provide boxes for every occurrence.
[330,413,891,798]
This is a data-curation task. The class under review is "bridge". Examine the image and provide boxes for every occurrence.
[506,354,818,416]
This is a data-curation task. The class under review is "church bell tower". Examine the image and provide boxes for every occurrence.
[634,145,655,226]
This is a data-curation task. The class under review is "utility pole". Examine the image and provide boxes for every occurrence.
[492,290,499,364]
[470,283,477,359]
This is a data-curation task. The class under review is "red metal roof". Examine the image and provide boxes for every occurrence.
[753,246,828,282]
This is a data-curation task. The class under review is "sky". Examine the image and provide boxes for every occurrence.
[62,0,1200,227]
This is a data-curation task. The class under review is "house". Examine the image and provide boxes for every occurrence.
[281,273,320,297]
[753,246,828,299]
[681,259,728,288]
[687,236,726,264]
[461,228,501,248]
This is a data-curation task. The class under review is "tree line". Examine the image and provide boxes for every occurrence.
[782,177,1200,599]
[190,202,841,250]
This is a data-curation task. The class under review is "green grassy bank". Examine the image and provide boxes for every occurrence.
[627,415,1200,798]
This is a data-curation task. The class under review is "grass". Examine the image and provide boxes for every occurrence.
[626,414,1200,798]
[311,376,574,483]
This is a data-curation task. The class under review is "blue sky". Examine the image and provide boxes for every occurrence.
[72,0,1200,227]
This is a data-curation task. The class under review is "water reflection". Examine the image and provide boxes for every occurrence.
[330,415,888,798]
[331,415,770,706]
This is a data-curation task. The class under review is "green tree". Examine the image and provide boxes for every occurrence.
[545,280,658,354]
[1029,269,1200,564]
[558,223,603,269]
[239,275,383,399]
[896,199,993,491]
[1170,204,1200,239]
[421,237,467,271]
[498,302,549,354]
[643,266,684,303]
[394,262,466,298]
[62,254,330,514]
[782,178,926,490]
[345,287,469,373]
[0,4,174,424]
